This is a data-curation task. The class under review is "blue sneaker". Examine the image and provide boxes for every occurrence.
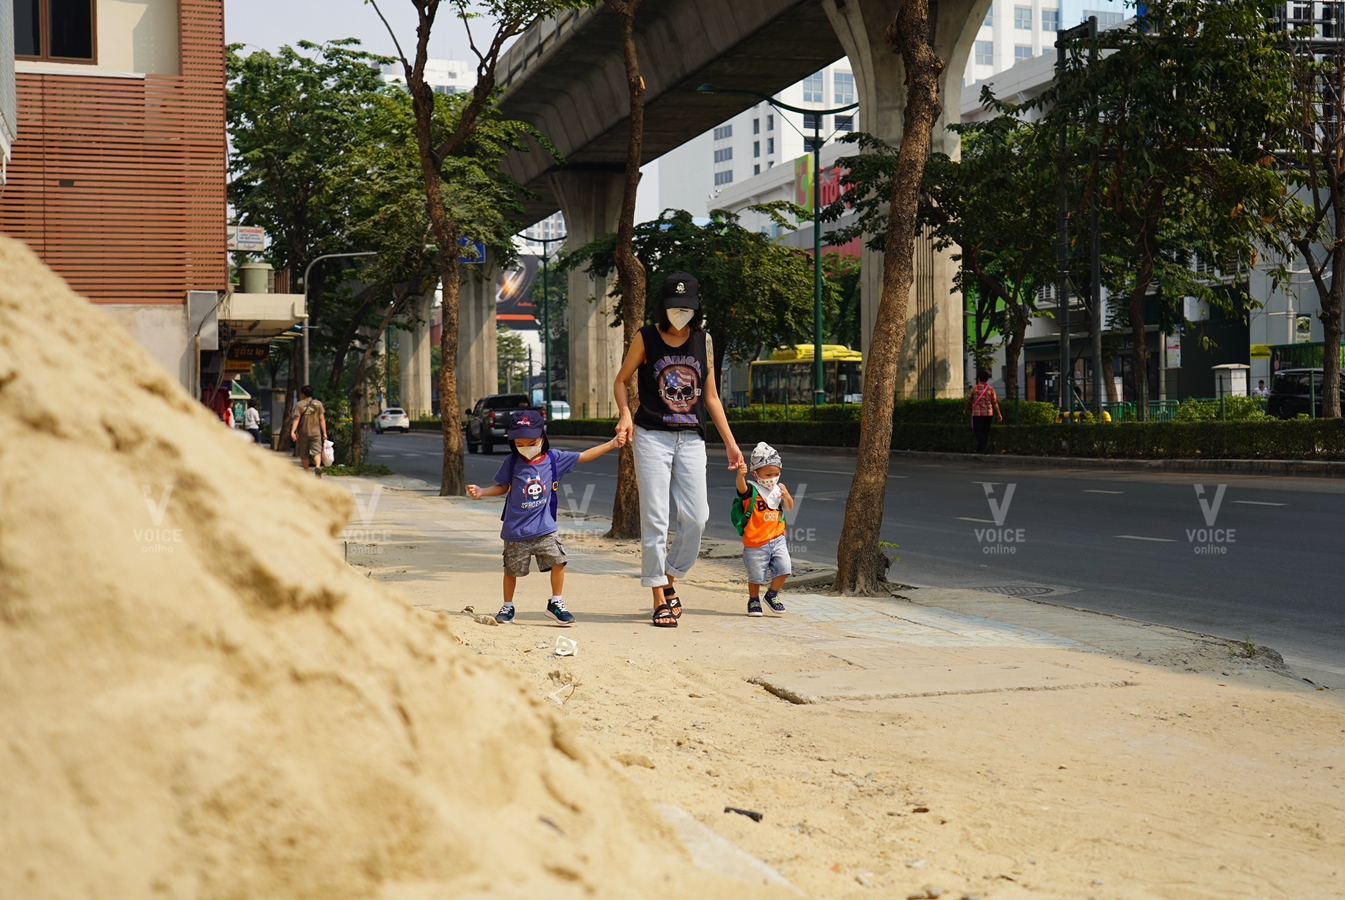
[494,604,515,624]
[546,597,576,626]
[747,597,763,617]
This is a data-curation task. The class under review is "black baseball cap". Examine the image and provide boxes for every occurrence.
[507,410,545,439]
[661,272,700,309]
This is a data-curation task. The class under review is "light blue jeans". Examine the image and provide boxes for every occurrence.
[633,426,709,588]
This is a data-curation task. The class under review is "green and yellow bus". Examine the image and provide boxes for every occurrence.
[749,345,863,406]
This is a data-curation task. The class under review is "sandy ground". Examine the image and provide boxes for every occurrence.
[348,480,1344,900]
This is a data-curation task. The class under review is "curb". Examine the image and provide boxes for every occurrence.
[544,434,1345,477]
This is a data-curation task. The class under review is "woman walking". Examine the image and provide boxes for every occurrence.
[965,369,1002,454]
[614,273,744,628]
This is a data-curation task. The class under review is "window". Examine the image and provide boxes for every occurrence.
[1015,44,1033,62]
[835,115,854,132]
[753,118,760,134]
[975,40,994,65]
[713,124,733,140]
[1014,6,1032,29]
[767,114,775,131]
[767,137,775,154]
[804,136,823,154]
[803,112,821,130]
[1042,8,1061,30]
[714,170,734,186]
[984,3,993,26]
[754,164,761,175]
[753,141,760,158]
[1083,8,1123,26]
[15,0,95,61]
[803,71,824,103]
[713,147,733,163]
[834,72,855,105]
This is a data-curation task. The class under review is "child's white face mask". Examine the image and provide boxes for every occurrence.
[666,307,695,330]
[755,475,779,490]
[516,442,544,459]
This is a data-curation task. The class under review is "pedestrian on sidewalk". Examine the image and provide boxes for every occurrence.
[964,369,1002,454]
[467,410,625,626]
[613,272,744,629]
[732,441,794,616]
[244,400,262,444]
[289,385,327,477]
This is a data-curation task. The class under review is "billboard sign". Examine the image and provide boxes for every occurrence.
[226,225,266,252]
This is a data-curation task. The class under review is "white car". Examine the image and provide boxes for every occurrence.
[546,400,571,421]
[374,407,410,434]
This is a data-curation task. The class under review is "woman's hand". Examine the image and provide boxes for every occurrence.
[725,442,744,471]
[616,410,634,443]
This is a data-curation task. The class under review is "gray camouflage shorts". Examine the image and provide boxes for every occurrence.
[503,532,567,577]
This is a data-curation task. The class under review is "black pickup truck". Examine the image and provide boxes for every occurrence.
[464,393,544,453]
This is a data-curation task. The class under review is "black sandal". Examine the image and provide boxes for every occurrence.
[662,588,683,619]
[652,604,678,628]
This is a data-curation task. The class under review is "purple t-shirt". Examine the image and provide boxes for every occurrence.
[493,450,580,542]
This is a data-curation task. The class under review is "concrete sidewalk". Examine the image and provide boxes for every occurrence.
[323,474,1344,900]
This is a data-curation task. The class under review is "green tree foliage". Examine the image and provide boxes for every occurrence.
[563,207,837,388]
[1287,30,1345,417]
[497,328,529,393]
[822,252,861,350]
[1029,0,1299,412]
[226,40,390,314]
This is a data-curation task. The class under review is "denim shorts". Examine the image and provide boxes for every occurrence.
[743,534,791,585]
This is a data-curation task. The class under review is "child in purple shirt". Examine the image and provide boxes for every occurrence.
[467,410,624,625]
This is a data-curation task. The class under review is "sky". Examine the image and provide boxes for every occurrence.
[224,0,480,64]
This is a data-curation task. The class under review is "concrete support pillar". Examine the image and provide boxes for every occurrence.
[398,292,433,418]
[457,258,498,414]
[550,169,625,420]
[826,0,986,399]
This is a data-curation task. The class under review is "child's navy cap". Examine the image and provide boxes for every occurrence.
[507,410,545,439]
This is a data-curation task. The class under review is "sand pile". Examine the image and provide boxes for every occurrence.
[0,236,786,900]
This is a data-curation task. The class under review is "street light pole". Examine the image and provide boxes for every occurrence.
[698,83,858,407]
[522,232,568,410]
[301,251,378,385]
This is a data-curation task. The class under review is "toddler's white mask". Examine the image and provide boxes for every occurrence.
[516,442,544,459]
[666,307,695,330]
[755,475,779,490]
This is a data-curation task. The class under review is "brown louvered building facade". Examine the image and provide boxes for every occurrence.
[2,0,227,387]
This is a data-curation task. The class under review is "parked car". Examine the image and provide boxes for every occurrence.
[374,407,411,434]
[465,393,543,453]
[1266,368,1345,418]
[546,400,571,421]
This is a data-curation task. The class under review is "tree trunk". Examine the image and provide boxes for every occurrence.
[1003,313,1027,402]
[834,0,945,594]
[605,0,647,541]
[1323,196,1344,417]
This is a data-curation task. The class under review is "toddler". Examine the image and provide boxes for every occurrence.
[732,441,794,616]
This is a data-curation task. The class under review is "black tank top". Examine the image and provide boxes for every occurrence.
[634,324,708,438]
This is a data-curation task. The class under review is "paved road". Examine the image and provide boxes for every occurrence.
[368,431,1344,680]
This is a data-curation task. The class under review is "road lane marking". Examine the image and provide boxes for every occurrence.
[1231,500,1287,506]
[955,517,996,524]
[1084,489,1124,494]
[1114,535,1177,542]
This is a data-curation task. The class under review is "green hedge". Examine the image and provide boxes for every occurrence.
[550,416,1345,459]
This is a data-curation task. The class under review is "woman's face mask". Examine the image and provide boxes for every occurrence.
[515,441,544,459]
[666,307,695,330]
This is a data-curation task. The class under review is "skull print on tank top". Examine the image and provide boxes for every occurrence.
[634,323,708,439]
